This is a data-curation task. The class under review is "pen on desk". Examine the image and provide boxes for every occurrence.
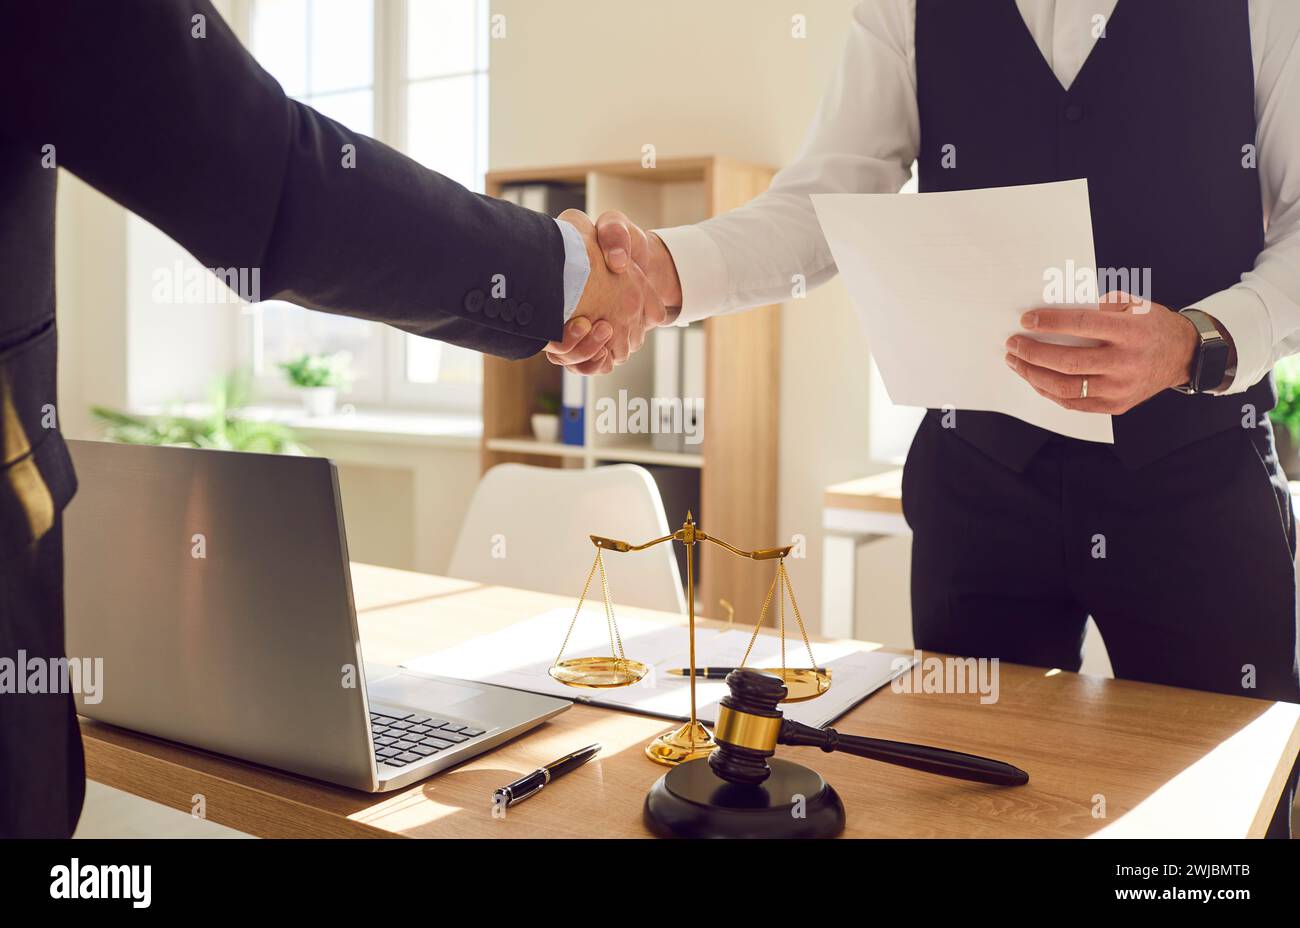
[666,667,827,680]
[493,743,601,807]
[666,667,737,679]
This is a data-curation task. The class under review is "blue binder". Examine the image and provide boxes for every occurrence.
[561,370,585,446]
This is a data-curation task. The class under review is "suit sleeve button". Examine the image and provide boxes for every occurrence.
[500,298,518,323]
[484,297,502,320]
[517,302,534,326]
[464,289,485,314]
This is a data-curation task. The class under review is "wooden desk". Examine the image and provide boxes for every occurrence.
[81,563,1300,838]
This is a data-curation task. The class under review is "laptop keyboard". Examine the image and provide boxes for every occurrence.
[369,709,487,768]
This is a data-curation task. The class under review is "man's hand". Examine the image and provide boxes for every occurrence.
[1003,292,1215,414]
[593,209,683,312]
[540,209,681,371]
[544,209,667,376]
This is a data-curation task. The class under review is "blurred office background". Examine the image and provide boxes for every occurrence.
[58,0,929,649]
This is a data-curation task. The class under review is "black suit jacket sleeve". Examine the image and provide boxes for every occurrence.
[0,0,564,359]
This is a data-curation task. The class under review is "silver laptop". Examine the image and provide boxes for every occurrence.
[62,440,569,793]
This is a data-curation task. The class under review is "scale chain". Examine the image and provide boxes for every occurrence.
[736,557,819,675]
[553,549,601,668]
[738,566,781,669]
[779,563,786,674]
[782,559,819,671]
[595,549,627,662]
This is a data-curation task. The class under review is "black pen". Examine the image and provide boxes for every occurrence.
[666,667,827,680]
[494,743,601,807]
[665,667,745,679]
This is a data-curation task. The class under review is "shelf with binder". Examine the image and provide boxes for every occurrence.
[482,434,703,468]
[481,436,589,459]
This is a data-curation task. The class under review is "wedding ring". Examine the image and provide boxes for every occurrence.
[1080,377,1089,399]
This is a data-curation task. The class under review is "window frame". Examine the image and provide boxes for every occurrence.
[228,0,486,414]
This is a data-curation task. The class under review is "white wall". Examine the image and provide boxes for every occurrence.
[56,174,129,440]
[124,217,238,408]
[490,1,855,173]
[490,0,910,641]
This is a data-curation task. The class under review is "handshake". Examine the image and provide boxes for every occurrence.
[544,209,683,375]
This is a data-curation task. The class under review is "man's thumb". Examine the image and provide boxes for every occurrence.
[596,213,632,272]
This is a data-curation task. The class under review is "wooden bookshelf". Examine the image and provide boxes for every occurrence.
[482,156,781,623]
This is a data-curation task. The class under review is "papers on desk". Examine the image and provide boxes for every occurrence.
[401,609,915,729]
[811,179,1113,444]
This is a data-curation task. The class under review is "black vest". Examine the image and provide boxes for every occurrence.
[915,0,1274,471]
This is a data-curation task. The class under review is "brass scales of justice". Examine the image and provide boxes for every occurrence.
[548,511,831,766]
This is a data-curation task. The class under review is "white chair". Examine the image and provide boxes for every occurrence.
[449,463,686,614]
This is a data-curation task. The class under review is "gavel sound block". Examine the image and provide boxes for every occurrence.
[644,668,1029,838]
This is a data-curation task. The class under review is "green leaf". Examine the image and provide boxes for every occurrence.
[1269,355,1300,442]
[278,352,353,389]
[90,368,311,456]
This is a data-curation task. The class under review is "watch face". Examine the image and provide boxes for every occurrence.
[1196,339,1230,393]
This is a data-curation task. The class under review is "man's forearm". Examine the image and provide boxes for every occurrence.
[1,0,567,360]
[652,190,842,325]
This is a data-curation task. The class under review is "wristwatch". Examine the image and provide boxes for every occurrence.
[1173,308,1232,395]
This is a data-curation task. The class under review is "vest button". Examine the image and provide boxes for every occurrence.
[1065,103,1085,123]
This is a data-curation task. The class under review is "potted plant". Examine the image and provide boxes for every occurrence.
[1269,355,1300,475]
[532,390,561,443]
[92,370,309,454]
[279,352,352,416]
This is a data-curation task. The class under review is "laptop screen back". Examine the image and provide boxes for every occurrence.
[62,440,376,790]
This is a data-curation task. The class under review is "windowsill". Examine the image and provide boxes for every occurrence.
[128,402,482,450]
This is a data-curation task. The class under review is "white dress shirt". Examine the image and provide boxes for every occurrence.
[655,0,1300,395]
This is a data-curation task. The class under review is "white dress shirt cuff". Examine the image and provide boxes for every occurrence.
[653,224,730,325]
[555,217,591,324]
[1189,287,1273,395]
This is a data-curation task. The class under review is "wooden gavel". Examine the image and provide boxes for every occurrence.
[709,668,1030,787]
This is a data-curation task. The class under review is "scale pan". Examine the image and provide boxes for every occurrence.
[771,668,832,702]
[549,657,650,688]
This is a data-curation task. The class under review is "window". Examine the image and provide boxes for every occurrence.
[234,0,490,411]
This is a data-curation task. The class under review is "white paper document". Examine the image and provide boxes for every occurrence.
[401,609,915,729]
[811,179,1114,443]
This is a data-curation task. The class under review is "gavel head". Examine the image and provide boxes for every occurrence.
[708,669,788,785]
